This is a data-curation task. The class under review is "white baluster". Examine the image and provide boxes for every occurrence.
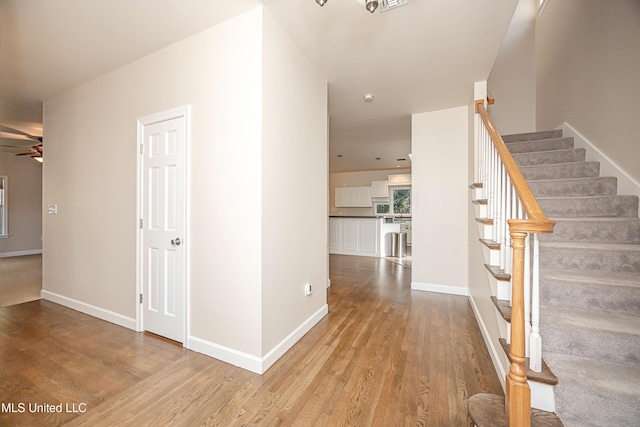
[496,162,504,269]
[524,233,531,359]
[530,233,542,372]
[504,175,513,275]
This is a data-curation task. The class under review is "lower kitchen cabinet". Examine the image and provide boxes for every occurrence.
[329,217,380,256]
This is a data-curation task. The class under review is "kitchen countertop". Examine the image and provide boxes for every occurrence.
[329,216,411,221]
[329,215,378,218]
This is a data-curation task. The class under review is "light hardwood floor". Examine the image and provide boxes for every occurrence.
[0,254,42,307]
[0,254,502,426]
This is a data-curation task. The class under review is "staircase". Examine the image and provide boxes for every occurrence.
[502,129,640,426]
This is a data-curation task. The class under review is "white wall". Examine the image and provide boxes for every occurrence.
[261,9,328,355]
[0,154,42,256]
[43,6,327,370]
[487,0,537,135]
[411,106,469,295]
[536,0,640,182]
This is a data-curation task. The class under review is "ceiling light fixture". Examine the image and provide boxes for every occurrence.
[364,94,374,102]
[315,0,407,14]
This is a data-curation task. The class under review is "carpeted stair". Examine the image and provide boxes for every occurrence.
[502,130,640,427]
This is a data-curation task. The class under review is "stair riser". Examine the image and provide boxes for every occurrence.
[513,148,585,166]
[540,277,640,317]
[529,177,617,198]
[539,219,640,244]
[540,245,640,275]
[506,137,574,154]
[521,162,600,181]
[541,320,640,366]
[538,195,640,218]
[502,130,563,143]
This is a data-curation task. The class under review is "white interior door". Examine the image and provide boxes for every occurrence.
[141,113,186,343]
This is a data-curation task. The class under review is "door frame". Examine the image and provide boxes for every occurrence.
[135,105,191,345]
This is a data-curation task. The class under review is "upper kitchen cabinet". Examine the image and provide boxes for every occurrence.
[371,180,389,198]
[335,186,372,207]
[388,174,411,186]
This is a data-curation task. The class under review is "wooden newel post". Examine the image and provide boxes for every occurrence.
[506,229,531,427]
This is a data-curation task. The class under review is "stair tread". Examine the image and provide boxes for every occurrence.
[484,263,510,281]
[491,296,511,321]
[551,216,640,223]
[467,393,563,427]
[502,129,563,143]
[543,352,640,396]
[480,238,500,250]
[526,176,615,184]
[539,194,639,218]
[499,338,558,385]
[544,353,640,427]
[540,240,640,251]
[540,305,640,337]
[539,194,638,201]
[542,269,640,286]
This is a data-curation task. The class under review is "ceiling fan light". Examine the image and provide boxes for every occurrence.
[365,0,378,13]
[316,0,327,6]
[33,156,43,163]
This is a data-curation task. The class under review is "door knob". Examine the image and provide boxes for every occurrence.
[171,237,182,246]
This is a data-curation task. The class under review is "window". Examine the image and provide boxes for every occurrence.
[392,187,411,214]
[0,176,7,237]
[375,203,390,215]
[375,187,411,215]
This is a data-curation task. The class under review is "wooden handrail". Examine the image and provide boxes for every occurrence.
[475,98,555,426]
[475,100,554,233]
[487,90,495,105]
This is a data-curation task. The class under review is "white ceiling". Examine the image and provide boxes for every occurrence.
[0,0,518,171]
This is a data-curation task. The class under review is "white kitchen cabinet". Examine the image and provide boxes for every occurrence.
[388,174,411,186]
[334,186,372,207]
[329,217,380,256]
[357,186,372,207]
[358,219,379,254]
[328,218,341,251]
[371,180,389,198]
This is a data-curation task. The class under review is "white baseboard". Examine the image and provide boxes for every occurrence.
[188,304,329,375]
[40,290,136,330]
[468,294,507,390]
[411,281,469,296]
[561,122,640,199]
[188,336,263,374]
[0,249,43,258]
[262,304,328,373]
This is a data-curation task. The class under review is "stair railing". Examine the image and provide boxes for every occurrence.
[475,99,555,426]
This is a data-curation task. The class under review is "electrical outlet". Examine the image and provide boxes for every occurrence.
[305,282,313,296]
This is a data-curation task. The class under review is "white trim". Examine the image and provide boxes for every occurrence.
[530,381,556,412]
[468,294,507,390]
[136,105,191,344]
[560,122,640,199]
[187,304,328,375]
[188,336,263,374]
[261,304,328,373]
[0,249,43,258]
[411,281,469,296]
[41,290,136,330]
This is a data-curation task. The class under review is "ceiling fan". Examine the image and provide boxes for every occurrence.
[0,124,43,162]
